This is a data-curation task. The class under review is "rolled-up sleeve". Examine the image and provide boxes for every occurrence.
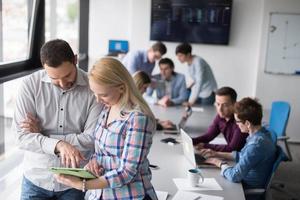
[171,75,187,105]
[104,114,154,188]
[221,144,263,183]
[13,77,60,155]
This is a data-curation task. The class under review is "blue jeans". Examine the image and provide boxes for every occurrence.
[21,177,85,200]
[195,92,215,105]
[186,89,215,105]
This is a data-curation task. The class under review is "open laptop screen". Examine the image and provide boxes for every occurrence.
[180,128,217,168]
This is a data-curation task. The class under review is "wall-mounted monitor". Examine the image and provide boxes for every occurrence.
[150,0,233,45]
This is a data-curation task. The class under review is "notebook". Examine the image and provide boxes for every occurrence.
[163,106,192,134]
[180,129,217,168]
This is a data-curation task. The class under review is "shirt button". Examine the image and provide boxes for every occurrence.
[61,108,63,111]
[62,92,65,95]
[60,125,62,128]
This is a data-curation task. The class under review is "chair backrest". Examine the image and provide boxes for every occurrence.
[245,145,288,200]
[269,101,291,137]
[265,145,288,191]
[266,127,278,144]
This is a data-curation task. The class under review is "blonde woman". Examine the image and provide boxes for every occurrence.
[55,58,157,200]
[133,70,152,95]
[133,71,175,130]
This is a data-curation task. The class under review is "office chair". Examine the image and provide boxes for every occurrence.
[244,145,289,200]
[268,101,292,161]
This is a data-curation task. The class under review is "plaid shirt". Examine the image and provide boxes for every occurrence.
[88,106,157,200]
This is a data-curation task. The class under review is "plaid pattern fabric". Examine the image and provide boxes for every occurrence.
[89,106,157,200]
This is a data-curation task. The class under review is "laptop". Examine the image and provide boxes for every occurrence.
[180,128,217,168]
[163,106,192,134]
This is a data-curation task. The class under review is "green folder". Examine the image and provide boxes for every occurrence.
[49,167,96,179]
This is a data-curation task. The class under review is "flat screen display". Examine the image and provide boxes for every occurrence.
[150,0,233,45]
[108,40,129,53]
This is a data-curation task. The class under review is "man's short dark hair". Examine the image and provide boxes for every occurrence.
[159,57,174,70]
[40,39,75,67]
[216,87,237,102]
[234,97,263,126]
[151,42,167,55]
[175,43,192,55]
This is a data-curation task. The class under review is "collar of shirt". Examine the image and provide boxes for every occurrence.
[247,127,267,141]
[217,114,235,124]
[41,68,88,87]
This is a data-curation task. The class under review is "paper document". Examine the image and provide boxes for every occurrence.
[172,191,223,200]
[173,178,222,191]
[209,137,227,145]
[155,190,168,200]
[191,107,204,112]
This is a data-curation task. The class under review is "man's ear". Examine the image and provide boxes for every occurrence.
[245,120,251,128]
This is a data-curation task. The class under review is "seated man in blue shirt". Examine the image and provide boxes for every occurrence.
[199,97,276,197]
[145,58,188,107]
[122,42,167,76]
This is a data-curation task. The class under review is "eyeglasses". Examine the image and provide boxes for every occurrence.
[235,120,244,124]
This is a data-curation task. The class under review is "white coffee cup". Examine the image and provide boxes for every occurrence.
[187,168,204,187]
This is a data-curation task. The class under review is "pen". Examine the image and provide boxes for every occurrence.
[149,164,159,169]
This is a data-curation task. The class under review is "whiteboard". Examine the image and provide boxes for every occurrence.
[265,13,300,74]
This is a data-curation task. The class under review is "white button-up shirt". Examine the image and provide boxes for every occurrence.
[13,68,102,191]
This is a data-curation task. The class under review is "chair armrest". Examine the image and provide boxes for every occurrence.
[278,136,290,141]
[244,188,266,195]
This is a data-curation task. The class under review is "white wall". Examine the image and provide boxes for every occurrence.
[256,0,300,142]
[0,85,3,116]
[89,0,263,98]
[89,0,300,141]
[89,0,131,64]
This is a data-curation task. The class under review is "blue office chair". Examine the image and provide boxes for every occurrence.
[268,101,292,161]
[244,145,289,200]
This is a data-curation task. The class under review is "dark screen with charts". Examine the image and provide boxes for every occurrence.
[150,0,232,45]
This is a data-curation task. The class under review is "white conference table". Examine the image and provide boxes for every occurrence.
[148,105,245,200]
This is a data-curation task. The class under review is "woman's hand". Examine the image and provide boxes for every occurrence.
[54,174,82,190]
[84,158,104,177]
[20,113,41,133]
[205,158,222,167]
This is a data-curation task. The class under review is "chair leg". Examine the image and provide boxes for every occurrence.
[271,183,299,200]
[283,140,293,161]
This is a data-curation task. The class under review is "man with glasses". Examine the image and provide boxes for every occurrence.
[193,87,248,152]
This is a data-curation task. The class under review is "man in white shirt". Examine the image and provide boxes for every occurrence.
[13,39,102,200]
[176,43,217,106]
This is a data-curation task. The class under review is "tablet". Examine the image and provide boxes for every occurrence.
[49,167,96,179]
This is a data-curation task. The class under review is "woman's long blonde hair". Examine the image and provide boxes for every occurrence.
[89,57,155,120]
[133,71,151,92]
